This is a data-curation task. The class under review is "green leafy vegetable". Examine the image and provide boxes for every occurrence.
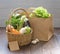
[6,14,24,30]
[30,7,51,18]
[11,14,21,19]
[25,26,31,34]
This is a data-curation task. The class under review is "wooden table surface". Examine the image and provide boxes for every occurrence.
[0,28,60,54]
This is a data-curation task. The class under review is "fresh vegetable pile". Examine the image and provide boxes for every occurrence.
[30,7,51,18]
[6,13,32,34]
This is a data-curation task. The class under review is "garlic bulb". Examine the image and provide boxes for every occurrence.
[31,39,39,44]
[19,26,31,34]
[19,27,26,34]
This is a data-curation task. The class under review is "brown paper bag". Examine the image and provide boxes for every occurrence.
[29,16,54,41]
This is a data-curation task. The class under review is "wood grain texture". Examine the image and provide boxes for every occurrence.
[0,28,60,54]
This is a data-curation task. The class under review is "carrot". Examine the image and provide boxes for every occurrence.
[11,29,20,34]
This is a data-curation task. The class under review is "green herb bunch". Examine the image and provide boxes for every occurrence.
[6,14,24,30]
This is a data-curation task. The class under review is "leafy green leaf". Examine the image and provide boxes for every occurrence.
[25,26,31,34]
[30,7,51,18]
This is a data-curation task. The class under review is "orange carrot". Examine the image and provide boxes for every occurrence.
[11,29,20,34]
